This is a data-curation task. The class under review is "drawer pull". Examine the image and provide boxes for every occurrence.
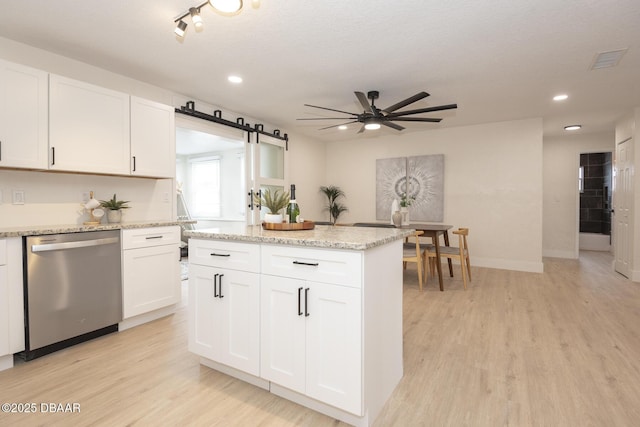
[293,260,319,267]
[210,253,231,257]
[145,236,163,240]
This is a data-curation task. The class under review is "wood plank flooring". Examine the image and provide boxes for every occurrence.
[1,251,640,426]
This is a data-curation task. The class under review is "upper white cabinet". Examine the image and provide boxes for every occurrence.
[0,59,48,169]
[130,96,175,178]
[49,74,130,175]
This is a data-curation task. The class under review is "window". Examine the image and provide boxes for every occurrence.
[190,156,220,218]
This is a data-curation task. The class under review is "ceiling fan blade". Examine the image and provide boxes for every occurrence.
[390,117,442,123]
[382,92,429,113]
[354,92,374,114]
[385,103,458,118]
[304,104,357,116]
[297,117,358,120]
[357,124,366,134]
[381,121,405,131]
[318,121,358,130]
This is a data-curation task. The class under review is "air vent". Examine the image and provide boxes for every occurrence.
[590,49,627,70]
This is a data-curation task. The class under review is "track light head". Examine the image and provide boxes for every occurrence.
[174,20,187,37]
[189,7,203,28]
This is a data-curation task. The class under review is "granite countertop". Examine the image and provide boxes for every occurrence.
[0,220,195,238]
[185,224,414,250]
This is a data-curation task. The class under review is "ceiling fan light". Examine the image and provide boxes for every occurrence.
[174,20,187,37]
[210,0,243,13]
[364,122,381,130]
[190,7,203,28]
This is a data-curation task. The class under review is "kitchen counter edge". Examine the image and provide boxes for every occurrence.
[185,225,414,251]
[0,220,196,238]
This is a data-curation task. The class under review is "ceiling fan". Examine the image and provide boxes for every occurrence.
[297,90,457,133]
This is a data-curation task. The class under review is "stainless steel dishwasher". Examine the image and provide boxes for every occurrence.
[22,229,122,360]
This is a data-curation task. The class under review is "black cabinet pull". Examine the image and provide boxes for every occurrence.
[51,147,55,165]
[213,273,219,297]
[145,236,163,240]
[210,253,231,257]
[298,287,303,316]
[293,261,319,267]
[132,156,136,171]
[219,274,224,298]
[304,288,310,317]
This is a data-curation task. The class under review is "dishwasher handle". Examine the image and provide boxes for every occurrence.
[31,237,120,253]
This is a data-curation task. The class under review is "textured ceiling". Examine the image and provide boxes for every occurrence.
[0,0,639,142]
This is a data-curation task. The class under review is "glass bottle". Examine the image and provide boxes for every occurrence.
[286,184,300,223]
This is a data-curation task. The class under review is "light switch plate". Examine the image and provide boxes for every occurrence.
[12,190,25,205]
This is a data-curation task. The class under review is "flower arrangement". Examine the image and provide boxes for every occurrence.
[400,192,415,207]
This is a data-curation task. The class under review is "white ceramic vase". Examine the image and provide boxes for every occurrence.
[264,213,283,224]
[400,206,410,225]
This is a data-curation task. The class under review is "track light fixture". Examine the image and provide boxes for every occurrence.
[174,0,253,38]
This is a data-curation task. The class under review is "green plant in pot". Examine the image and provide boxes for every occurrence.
[254,188,289,223]
[100,194,130,224]
[320,185,348,225]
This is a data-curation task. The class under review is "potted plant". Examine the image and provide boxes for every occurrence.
[254,188,289,223]
[100,193,130,224]
[320,185,348,225]
[399,192,415,225]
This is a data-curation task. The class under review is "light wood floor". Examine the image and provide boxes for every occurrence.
[1,252,640,426]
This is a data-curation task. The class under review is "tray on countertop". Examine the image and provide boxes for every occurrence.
[262,220,315,231]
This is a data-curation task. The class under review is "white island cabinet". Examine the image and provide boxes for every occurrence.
[186,225,411,427]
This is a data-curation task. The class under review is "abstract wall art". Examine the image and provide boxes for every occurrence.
[376,154,444,222]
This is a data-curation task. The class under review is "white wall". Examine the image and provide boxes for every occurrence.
[325,118,544,273]
[542,132,614,258]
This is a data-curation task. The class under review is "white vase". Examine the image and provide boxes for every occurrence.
[107,209,122,224]
[392,211,403,227]
[264,213,283,224]
[400,206,410,225]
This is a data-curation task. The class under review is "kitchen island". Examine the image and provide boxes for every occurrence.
[184,224,413,427]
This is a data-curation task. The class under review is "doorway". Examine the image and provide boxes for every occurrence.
[578,152,612,251]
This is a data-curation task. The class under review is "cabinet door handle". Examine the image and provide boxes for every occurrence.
[210,253,231,257]
[298,287,303,316]
[304,288,310,317]
[219,274,224,298]
[132,156,136,172]
[51,147,55,166]
[293,261,319,267]
[145,236,163,240]
[213,273,219,297]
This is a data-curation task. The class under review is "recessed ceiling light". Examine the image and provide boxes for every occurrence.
[564,125,582,131]
[553,94,568,101]
[228,75,242,84]
[338,125,347,130]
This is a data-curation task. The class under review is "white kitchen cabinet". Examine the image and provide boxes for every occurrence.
[0,238,24,372]
[188,239,261,375]
[0,59,48,169]
[189,263,260,375]
[122,227,180,319]
[49,74,130,174]
[260,274,362,414]
[130,96,175,178]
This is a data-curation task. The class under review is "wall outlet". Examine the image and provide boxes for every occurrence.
[162,192,170,203]
[12,190,25,205]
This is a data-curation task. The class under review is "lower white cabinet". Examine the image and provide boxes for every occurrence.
[0,255,8,357]
[260,274,362,415]
[1,238,25,371]
[122,227,180,319]
[188,264,260,375]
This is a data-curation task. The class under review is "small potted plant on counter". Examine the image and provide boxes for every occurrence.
[254,188,289,223]
[100,193,130,224]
